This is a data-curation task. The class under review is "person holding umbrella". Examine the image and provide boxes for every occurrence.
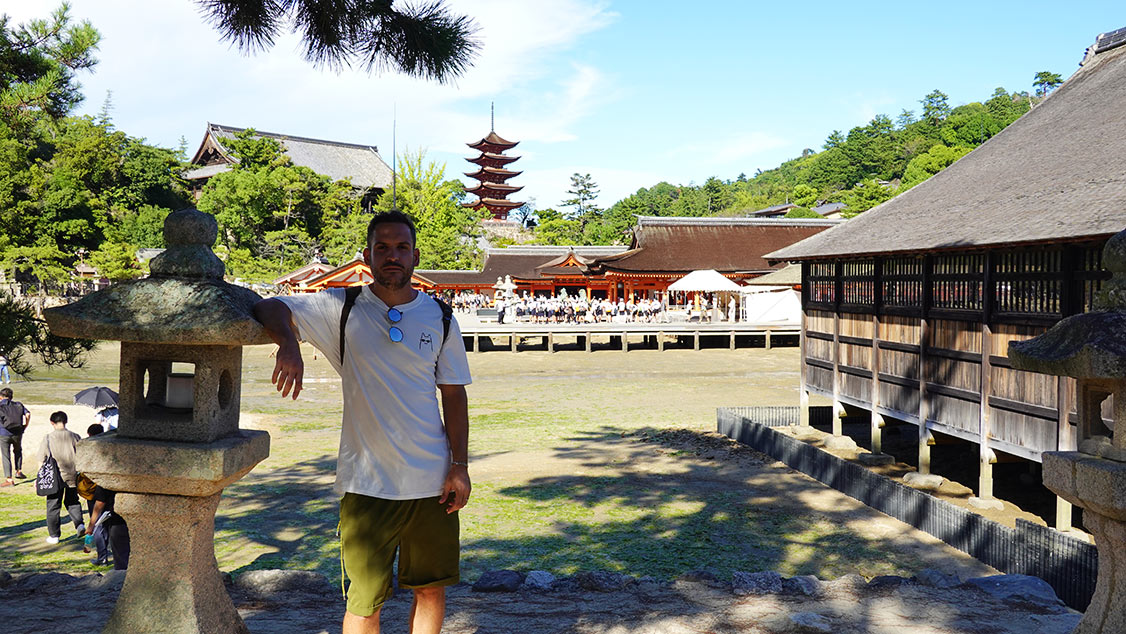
[74,387,119,431]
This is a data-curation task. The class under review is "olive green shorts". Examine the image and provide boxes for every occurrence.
[339,492,460,617]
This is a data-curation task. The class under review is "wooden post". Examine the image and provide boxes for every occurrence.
[511,334,517,353]
[585,332,592,353]
[979,448,997,499]
[918,255,933,475]
[1056,375,1074,531]
[799,307,810,427]
[871,312,883,454]
[471,334,479,353]
[658,331,665,351]
[622,332,628,352]
[693,331,700,351]
[729,331,736,350]
[765,329,772,350]
[832,292,843,436]
[548,332,554,353]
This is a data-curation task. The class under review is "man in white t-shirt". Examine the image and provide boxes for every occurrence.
[253,210,472,634]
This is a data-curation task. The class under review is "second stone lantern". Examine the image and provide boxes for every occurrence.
[45,208,272,634]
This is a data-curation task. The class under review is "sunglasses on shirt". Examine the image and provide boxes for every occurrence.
[388,307,403,343]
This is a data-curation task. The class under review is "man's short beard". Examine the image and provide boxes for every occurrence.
[375,270,411,290]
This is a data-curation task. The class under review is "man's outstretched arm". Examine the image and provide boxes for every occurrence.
[437,384,470,513]
[253,298,304,400]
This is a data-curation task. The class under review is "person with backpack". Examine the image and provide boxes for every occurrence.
[36,411,84,544]
[0,387,30,487]
[253,209,472,634]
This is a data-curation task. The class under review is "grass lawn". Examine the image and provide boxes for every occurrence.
[2,340,944,586]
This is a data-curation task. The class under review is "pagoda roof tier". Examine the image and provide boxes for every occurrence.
[464,198,526,210]
[464,166,522,182]
[468,131,518,152]
[467,152,520,166]
[464,182,524,197]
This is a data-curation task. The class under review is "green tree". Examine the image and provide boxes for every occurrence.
[1033,71,1063,98]
[0,289,96,379]
[372,148,484,269]
[901,144,972,189]
[0,3,100,125]
[920,89,951,124]
[791,183,818,208]
[823,130,844,149]
[561,173,601,221]
[198,0,480,82]
[88,241,142,281]
[896,109,916,129]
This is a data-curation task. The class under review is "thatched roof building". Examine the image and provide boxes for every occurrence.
[183,123,393,196]
[764,27,1126,530]
[770,31,1126,262]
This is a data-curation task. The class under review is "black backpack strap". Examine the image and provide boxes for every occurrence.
[339,286,362,365]
[433,296,453,345]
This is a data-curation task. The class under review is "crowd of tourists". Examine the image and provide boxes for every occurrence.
[449,291,669,324]
[0,387,129,570]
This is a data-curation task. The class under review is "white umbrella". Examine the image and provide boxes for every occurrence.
[667,269,742,293]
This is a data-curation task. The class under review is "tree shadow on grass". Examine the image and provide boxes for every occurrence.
[216,454,342,581]
[451,425,1013,633]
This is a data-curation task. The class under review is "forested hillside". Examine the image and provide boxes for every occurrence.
[536,84,1055,246]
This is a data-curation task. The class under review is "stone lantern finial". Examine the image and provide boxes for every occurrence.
[148,208,225,280]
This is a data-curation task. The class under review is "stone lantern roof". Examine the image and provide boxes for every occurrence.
[46,208,271,346]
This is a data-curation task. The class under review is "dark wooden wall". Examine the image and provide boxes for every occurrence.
[800,242,1109,461]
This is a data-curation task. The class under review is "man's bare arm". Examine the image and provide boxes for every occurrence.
[437,384,470,513]
[252,298,304,400]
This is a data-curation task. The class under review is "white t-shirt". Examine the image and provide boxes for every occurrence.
[280,287,472,500]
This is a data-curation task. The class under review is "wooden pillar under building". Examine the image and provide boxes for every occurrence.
[918,256,933,475]
[871,312,883,454]
[511,334,517,353]
[765,329,772,350]
[1056,374,1074,531]
[621,333,628,352]
[471,335,478,353]
[548,332,554,353]
[832,306,843,436]
[694,331,700,351]
[979,322,995,499]
[658,332,665,351]
[729,331,736,350]
[799,309,810,427]
[585,333,592,353]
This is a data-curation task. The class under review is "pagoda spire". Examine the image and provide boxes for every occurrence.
[464,106,523,221]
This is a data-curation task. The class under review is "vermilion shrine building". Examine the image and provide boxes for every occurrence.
[287,216,839,299]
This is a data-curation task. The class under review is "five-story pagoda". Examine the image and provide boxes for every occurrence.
[464,109,524,221]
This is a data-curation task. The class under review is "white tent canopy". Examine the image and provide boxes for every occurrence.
[742,289,801,324]
[667,269,742,293]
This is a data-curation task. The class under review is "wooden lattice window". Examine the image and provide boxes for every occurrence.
[807,262,836,306]
[1079,243,1110,314]
[882,256,923,309]
[932,254,983,312]
[994,249,1062,316]
[840,260,875,308]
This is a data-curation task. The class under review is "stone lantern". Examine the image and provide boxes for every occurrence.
[1008,228,1126,634]
[45,208,271,634]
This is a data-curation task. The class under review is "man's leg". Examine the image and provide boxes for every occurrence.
[63,484,85,533]
[0,435,13,482]
[45,491,62,538]
[408,586,445,634]
[12,432,22,477]
[342,608,382,634]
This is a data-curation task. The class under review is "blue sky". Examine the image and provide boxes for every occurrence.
[6,1,1124,211]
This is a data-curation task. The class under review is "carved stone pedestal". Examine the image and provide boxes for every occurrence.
[77,430,269,633]
[104,493,245,634]
[1044,451,1126,634]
